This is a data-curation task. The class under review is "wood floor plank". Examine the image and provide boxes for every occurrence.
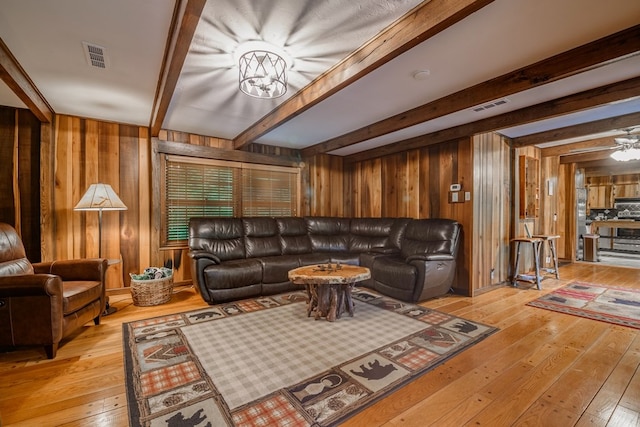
[541,327,637,414]
[1,263,639,426]
[582,333,640,421]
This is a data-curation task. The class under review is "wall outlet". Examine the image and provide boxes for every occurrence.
[464,191,471,201]
[546,256,551,264]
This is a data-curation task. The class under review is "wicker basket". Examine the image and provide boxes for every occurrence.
[130,276,173,306]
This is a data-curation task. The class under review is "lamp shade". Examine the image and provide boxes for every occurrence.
[74,184,127,211]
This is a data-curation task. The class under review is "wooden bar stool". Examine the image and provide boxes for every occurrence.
[532,234,560,279]
[511,236,543,290]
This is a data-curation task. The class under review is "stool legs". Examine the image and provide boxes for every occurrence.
[532,241,541,290]
[548,239,559,279]
[512,239,542,290]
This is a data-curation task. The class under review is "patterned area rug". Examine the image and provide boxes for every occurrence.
[527,281,640,329]
[123,289,497,426]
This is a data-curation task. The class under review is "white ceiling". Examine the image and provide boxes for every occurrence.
[1,0,639,159]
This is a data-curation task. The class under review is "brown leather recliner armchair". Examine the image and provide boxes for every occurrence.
[0,222,107,359]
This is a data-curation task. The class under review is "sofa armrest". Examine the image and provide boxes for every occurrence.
[33,259,107,282]
[0,274,63,297]
[189,250,222,264]
[406,253,455,262]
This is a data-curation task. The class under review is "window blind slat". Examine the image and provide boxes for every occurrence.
[161,156,299,247]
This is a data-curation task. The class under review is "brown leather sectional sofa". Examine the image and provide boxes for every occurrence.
[189,216,461,305]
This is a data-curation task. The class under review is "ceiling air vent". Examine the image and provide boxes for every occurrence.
[82,42,108,69]
[471,98,509,113]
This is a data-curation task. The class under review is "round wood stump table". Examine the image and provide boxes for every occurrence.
[288,264,371,322]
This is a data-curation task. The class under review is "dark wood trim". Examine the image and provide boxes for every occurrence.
[305,24,640,157]
[513,111,640,147]
[541,137,617,157]
[345,76,640,163]
[150,0,206,137]
[233,0,495,150]
[0,38,53,123]
[154,139,302,168]
[559,150,616,164]
[581,159,640,176]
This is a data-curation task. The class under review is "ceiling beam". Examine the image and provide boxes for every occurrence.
[541,137,617,157]
[344,76,640,163]
[304,24,640,157]
[512,111,640,147]
[150,0,206,137]
[559,150,616,164]
[233,0,495,150]
[0,37,52,123]
[583,161,640,176]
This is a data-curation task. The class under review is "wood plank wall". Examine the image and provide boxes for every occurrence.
[472,133,511,293]
[4,104,568,296]
[314,138,479,295]
[0,106,41,261]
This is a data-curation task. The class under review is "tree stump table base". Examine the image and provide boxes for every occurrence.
[288,264,371,322]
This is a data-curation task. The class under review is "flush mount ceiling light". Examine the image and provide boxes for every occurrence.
[611,128,640,161]
[237,41,289,99]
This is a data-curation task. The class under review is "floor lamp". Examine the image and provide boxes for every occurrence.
[74,183,127,258]
[74,183,127,316]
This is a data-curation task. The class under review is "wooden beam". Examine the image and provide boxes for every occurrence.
[513,111,640,147]
[150,0,206,137]
[583,161,640,176]
[345,76,640,163]
[154,139,302,168]
[559,150,616,164]
[304,24,640,157]
[233,0,495,150]
[0,38,52,123]
[541,137,617,157]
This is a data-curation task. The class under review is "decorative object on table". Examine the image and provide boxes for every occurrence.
[122,289,497,427]
[527,281,640,329]
[129,267,174,306]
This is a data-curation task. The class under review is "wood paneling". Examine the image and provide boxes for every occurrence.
[472,133,510,292]
[0,107,41,261]
[310,138,480,294]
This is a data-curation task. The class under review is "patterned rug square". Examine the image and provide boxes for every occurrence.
[123,289,498,426]
[527,281,640,329]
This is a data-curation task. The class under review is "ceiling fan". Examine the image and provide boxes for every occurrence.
[611,128,640,161]
[614,128,640,145]
[563,127,640,156]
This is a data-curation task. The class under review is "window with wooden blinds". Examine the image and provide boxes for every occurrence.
[161,155,300,247]
[242,166,299,217]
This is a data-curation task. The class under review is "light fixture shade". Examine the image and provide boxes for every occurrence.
[610,147,640,162]
[239,50,287,99]
[74,184,127,211]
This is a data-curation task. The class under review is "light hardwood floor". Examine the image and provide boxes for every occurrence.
[1,263,639,426]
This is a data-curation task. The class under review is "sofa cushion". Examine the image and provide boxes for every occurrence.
[349,218,397,252]
[277,217,312,254]
[62,281,103,315]
[0,222,34,276]
[400,219,459,259]
[203,259,262,289]
[371,257,417,291]
[306,217,350,252]
[244,218,281,258]
[259,255,300,284]
[190,218,246,261]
